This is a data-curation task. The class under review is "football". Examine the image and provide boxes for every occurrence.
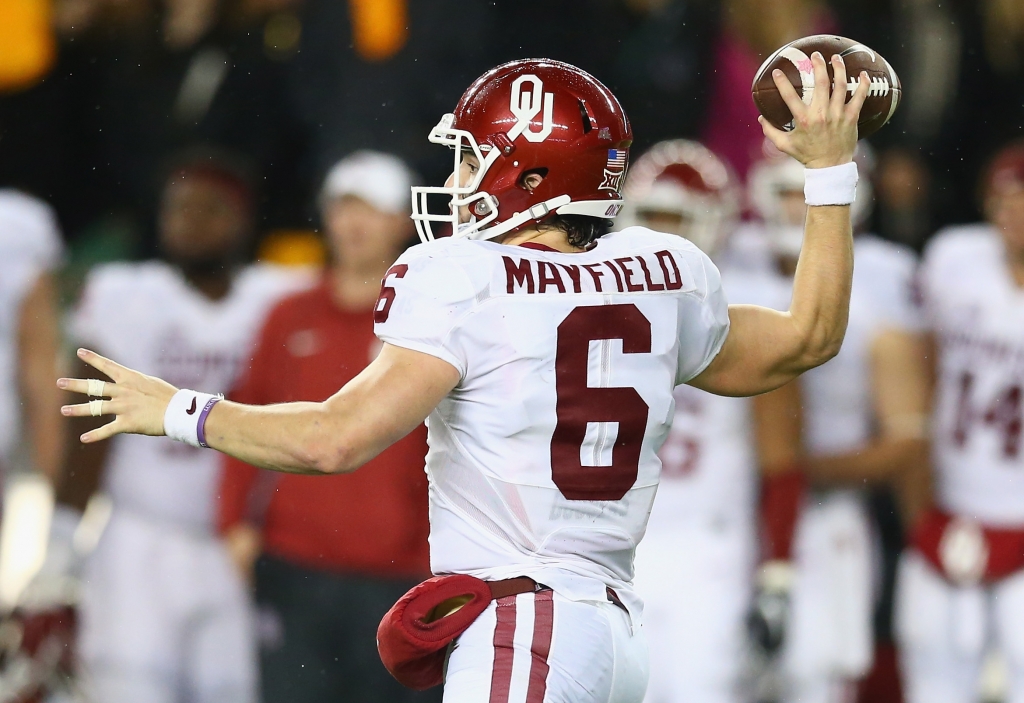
[751,35,901,139]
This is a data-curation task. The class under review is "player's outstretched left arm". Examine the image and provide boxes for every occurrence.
[58,345,460,474]
[690,52,870,397]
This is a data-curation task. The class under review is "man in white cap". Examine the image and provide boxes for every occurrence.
[217,151,438,703]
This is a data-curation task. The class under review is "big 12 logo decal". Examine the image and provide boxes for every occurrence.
[600,149,628,192]
[508,75,554,142]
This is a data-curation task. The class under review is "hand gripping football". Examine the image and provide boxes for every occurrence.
[751,35,901,139]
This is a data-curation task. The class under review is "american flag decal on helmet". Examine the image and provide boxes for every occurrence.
[606,149,627,169]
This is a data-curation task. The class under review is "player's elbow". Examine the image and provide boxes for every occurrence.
[769,316,846,383]
[800,326,845,370]
[299,409,361,475]
[303,444,357,475]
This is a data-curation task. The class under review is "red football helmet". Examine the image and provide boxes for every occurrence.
[412,59,633,242]
[619,140,739,257]
[982,141,1024,202]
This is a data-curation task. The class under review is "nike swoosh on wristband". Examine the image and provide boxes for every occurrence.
[186,397,198,415]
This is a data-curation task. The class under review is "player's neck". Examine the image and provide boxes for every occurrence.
[498,226,585,253]
[330,259,394,311]
[181,266,232,301]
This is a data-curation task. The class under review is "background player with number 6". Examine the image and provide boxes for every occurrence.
[57,52,873,702]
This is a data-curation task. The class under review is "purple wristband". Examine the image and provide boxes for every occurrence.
[196,396,222,448]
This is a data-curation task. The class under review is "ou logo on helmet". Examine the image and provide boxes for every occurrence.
[508,75,554,143]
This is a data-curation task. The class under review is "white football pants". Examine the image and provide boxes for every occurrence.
[896,550,1024,703]
[443,589,648,703]
[632,518,754,703]
[782,491,874,703]
[78,509,257,703]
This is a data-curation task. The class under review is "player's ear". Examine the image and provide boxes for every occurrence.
[520,169,547,193]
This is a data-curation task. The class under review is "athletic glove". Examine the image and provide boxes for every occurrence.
[746,560,795,656]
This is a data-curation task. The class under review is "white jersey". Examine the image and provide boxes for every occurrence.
[647,262,789,533]
[0,191,63,460]
[801,235,923,455]
[921,225,1024,525]
[374,228,731,610]
[71,262,305,530]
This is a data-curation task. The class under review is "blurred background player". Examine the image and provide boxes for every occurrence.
[895,141,1024,703]
[0,188,64,490]
[61,149,307,703]
[624,139,786,703]
[217,151,438,703]
[0,189,71,701]
[744,149,930,703]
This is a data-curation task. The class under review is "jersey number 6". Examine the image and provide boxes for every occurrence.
[551,304,652,501]
[374,264,409,324]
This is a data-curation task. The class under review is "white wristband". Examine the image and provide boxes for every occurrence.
[804,162,858,206]
[163,389,223,448]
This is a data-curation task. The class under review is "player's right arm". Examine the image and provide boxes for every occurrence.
[58,247,467,475]
[689,52,870,397]
[60,343,458,475]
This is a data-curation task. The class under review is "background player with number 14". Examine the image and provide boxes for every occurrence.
[896,141,1024,703]
[57,52,872,703]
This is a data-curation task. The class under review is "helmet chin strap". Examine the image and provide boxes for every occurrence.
[461,194,573,241]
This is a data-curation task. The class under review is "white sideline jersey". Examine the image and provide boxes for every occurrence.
[0,191,63,460]
[374,228,731,611]
[921,226,1024,525]
[801,235,923,455]
[72,262,305,530]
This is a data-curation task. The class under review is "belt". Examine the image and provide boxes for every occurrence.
[487,577,627,613]
[488,576,547,600]
[913,507,1024,585]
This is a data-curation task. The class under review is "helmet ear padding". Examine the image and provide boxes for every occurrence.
[519,168,548,190]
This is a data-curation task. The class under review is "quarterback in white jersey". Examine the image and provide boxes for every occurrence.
[896,143,1024,703]
[619,140,786,703]
[745,152,929,703]
[64,154,305,703]
[59,56,872,703]
[0,190,64,481]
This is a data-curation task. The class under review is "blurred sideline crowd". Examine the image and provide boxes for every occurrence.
[2,0,1024,702]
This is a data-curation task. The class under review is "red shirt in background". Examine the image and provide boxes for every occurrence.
[217,280,431,579]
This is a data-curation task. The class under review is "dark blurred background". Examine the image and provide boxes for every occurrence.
[3,0,1023,266]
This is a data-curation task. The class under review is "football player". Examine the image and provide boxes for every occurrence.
[61,151,307,703]
[623,140,786,703]
[58,55,869,703]
[0,189,63,490]
[895,141,1024,703]
[743,149,930,703]
[0,190,71,702]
